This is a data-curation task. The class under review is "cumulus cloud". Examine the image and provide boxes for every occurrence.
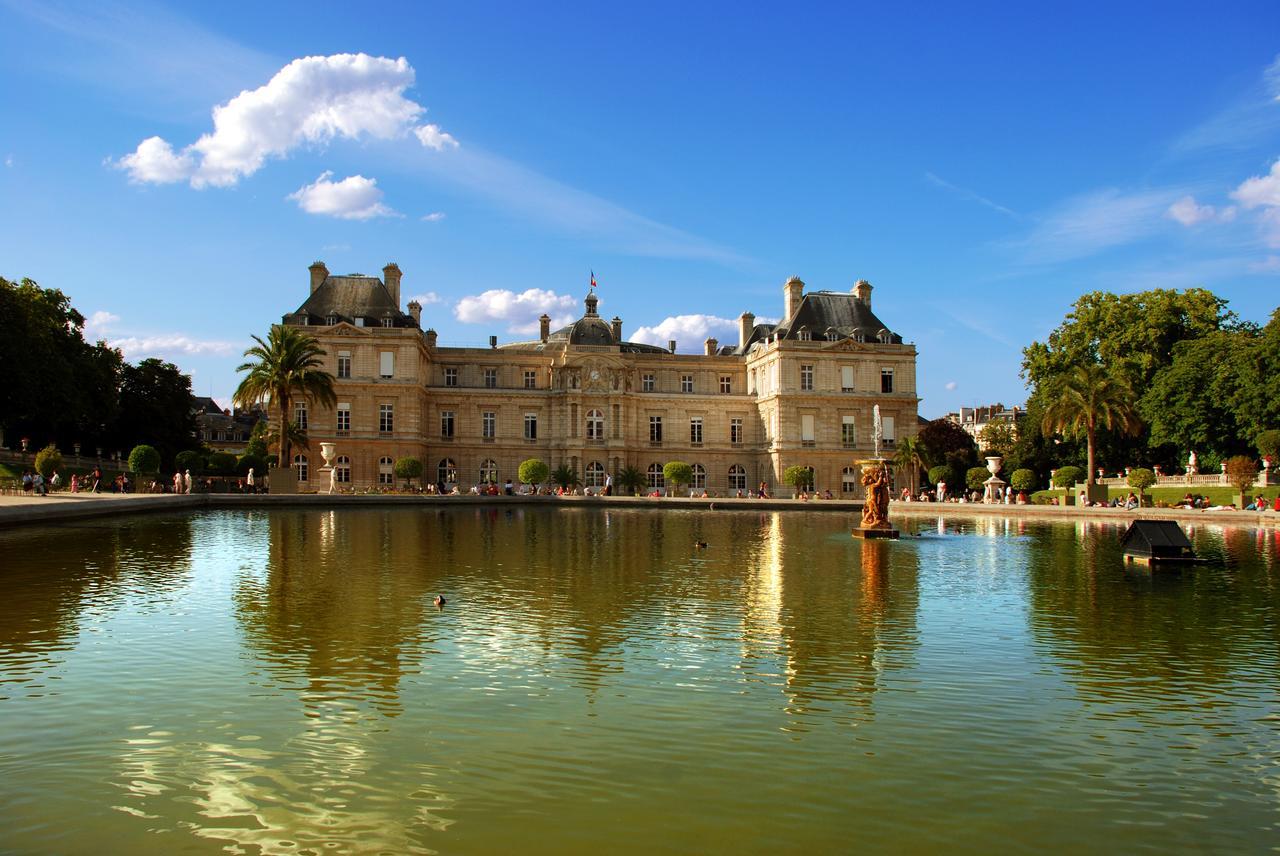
[415,123,459,151]
[1231,159,1280,245]
[629,314,739,352]
[407,292,442,305]
[454,288,578,334]
[421,211,446,222]
[945,381,958,391]
[109,335,236,358]
[85,310,121,334]
[1166,195,1218,226]
[114,53,454,188]
[287,171,396,219]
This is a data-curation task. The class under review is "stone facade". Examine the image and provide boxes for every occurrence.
[276,263,919,495]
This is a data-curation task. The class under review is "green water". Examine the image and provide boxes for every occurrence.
[0,508,1277,854]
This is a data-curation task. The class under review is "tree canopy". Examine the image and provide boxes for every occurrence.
[233,325,335,466]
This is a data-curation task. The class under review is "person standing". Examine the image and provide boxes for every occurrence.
[183,470,192,495]
[173,471,182,494]
[936,480,947,503]
[604,472,613,496]
[247,468,256,494]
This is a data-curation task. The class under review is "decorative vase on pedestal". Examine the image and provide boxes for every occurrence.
[983,456,1006,504]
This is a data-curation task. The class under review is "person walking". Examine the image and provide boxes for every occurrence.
[247,467,256,494]
[183,470,192,495]
[91,465,102,493]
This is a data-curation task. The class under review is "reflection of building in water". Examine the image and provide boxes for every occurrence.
[740,513,920,729]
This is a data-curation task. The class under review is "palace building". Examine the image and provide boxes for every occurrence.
[276,261,919,495]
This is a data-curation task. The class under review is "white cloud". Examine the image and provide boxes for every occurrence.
[287,171,396,219]
[945,381,958,391]
[1166,195,1218,226]
[629,314,738,352]
[1010,188,1184,263]
[109,334,236,358]
[454,288,578,334]
[85,310,121,335]
[1232,159,1280,209]
[4,154,12,168]
[115,53,427,187]
[415,123,459,151]
[421,211,446,222]
[407,292,442,305]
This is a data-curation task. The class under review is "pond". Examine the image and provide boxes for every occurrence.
[1,508,1278,853]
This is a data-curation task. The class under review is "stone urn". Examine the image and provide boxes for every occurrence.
[320,442,336,469]
[983,456,1006,504]
[986,456,1003,478]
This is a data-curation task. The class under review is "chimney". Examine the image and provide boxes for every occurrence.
[668,339,677,354]
[407,300,422,326]
[739,312,755,349]
[489,335,498,349]
[309,261,328,293]
[539,314,551,342]
[704,337,718,355]
[382,262,402,308]
[611,316,623,342]
[425,328,438,348]
[784,275,804,319]
[853,278,873,307]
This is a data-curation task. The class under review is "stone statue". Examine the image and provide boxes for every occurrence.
[1187,450,1198,475]
[860,462,892,529]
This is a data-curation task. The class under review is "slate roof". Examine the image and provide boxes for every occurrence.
[285,275,416,328]
[734,291,903,354]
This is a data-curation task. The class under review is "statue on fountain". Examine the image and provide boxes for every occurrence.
[860,461,892,529]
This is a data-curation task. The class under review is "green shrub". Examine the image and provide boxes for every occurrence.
[236,454,266,476]
[34,445,63,478]
[966,466,990,491]
[782,465,815,492]
[1127,467,1156,506]
[1223,456,1258,506]
[927,464,950,486]
[175,449,204,475]
[615,465,644,496]
[206,451,237,475]
[1010,468,1037,491]
[518,458,549,486]
[128,444,161,474]
[664,461,694,493]
[394,457,424,488]
[1051,466,1083,489]
[1256,430,1280,462]
[551,464,580,490]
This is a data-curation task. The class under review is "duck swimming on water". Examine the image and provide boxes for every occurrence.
[434,595,446,607]
[694,541,708,549]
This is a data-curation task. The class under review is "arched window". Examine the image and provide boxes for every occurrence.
[878,328,892,344]
[335,455,351,483]
[586,409,604,441]
[585,461,605,487]
[437,458,457,486]
[842,467,858,494]
[378,456,394,485]
[691,463,706,489]
[647,463,665,489]
[479,458,498,483]
[293,454,309,482]
[728,465,746,491]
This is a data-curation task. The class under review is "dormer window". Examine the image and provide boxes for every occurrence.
[854,332,865,343]
[878,329,892,344]
[797,328,812,342]
[355,317,364,327]
[827,330,839,341]
[327,315,337,326]
[382,316,394,328]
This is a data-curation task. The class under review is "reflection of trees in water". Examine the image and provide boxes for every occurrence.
[742,513,920,731]
[0,514,194,697]
[1027,521,1280,703]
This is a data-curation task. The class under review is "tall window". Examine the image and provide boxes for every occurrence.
[649,415,663,443]
[482,411,496,439]
[479,459,497,483]
[881,368,894,394]
[800,364,814,391]
[336,403,350,433]
[524,370,537,389]
[642,373,655,392]
[440,410,454,439]
[801,414,816,446]
[379,403,394,433]
[842,467,858,493]
[484,368,497,388]
[444,367,458,387]
[378,456,394,485]
[524,413,538,440]
[841,365,854,392]
[586,409,604,441]
[691,463,706,489]
[719,375,732,394]
[842,415,856,448]
[647,463,665,489]
[690,417,703,445]
[728,465,746,491]
[294,402,308,430]
[335,455,351,483]
[293,454,308,482]
[379,351,394,378]
[437,459,457,485]
[730,418,743,444]
[586,461,605,488]
[882,415,896,448]
[337,351,351,378]
[681,374,693,393]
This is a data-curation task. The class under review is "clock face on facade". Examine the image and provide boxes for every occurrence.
[590,370,600,382]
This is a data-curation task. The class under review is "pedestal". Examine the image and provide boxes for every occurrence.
[268,465,297,495]
[851,524,899,540]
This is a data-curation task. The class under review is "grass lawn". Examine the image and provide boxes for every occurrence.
[0,462,18,478]
[1032,484,1280,507]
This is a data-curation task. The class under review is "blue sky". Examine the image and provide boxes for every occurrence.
[3,1,1279,417]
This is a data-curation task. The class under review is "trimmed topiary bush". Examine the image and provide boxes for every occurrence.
[206,451,237,475]
[236,454,266,476]
[518,458,549,487]
[34,445,63,478]
[927,464,950,486]
[966,466,990,492]
[1051,466,1083,489]
[128,444,161,475]
[175,449,204,475]
[394,457,424,489]
[1127,467,1156,507]
[1010,468,1037,491]
[664,461,694,494]
[783,465,815,493]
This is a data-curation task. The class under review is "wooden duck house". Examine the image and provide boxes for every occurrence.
[1120,520,1202,566]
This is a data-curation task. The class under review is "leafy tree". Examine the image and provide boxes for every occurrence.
[927,464,950,487]
[236,454,266,476]
[1010,468,1037,491]
[978,421,1017,457]
[1223,456,1258,508]
[664,461,695,494]
[965,466,990,492]
[206,451,237,475]
[128,444,161,475]
[112,358,199,468]
[34,445,63,478]
[893,435,928,495]
[233,326,336,467]
[266,421,310,460]
[1051,466,1083,489]
[175,450,204,475]
[1256,429,1280,463]
[1040,363,1141,497]
[1126,467,1156,507]
[551,464,580,491]
[244,420,270,460]
[615,465,645,496]
[1140,330,1252,459]
[518,458,549,486]
[394,457,423,489]
[917,418,978,469]
[782,465,814,493]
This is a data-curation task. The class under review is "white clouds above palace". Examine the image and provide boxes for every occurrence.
[629,314,739,352]
[454,289,578,335]
[114,53,457,188]
[288,171,397,219]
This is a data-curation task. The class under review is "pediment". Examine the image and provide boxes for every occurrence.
[822,338,872,353]
[329,322,371,336]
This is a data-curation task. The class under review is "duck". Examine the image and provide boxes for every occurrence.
[434,594,446,607]
[694,540,708,549]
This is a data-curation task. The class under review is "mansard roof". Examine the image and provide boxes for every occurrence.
[499,292,669,353]
[734,290,903,353]
[285,274,417,327]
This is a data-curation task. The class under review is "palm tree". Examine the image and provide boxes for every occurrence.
[1040,363,1141,496]
[233,326,336,467]
[893,435,928,496]
[615,465,645,496]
